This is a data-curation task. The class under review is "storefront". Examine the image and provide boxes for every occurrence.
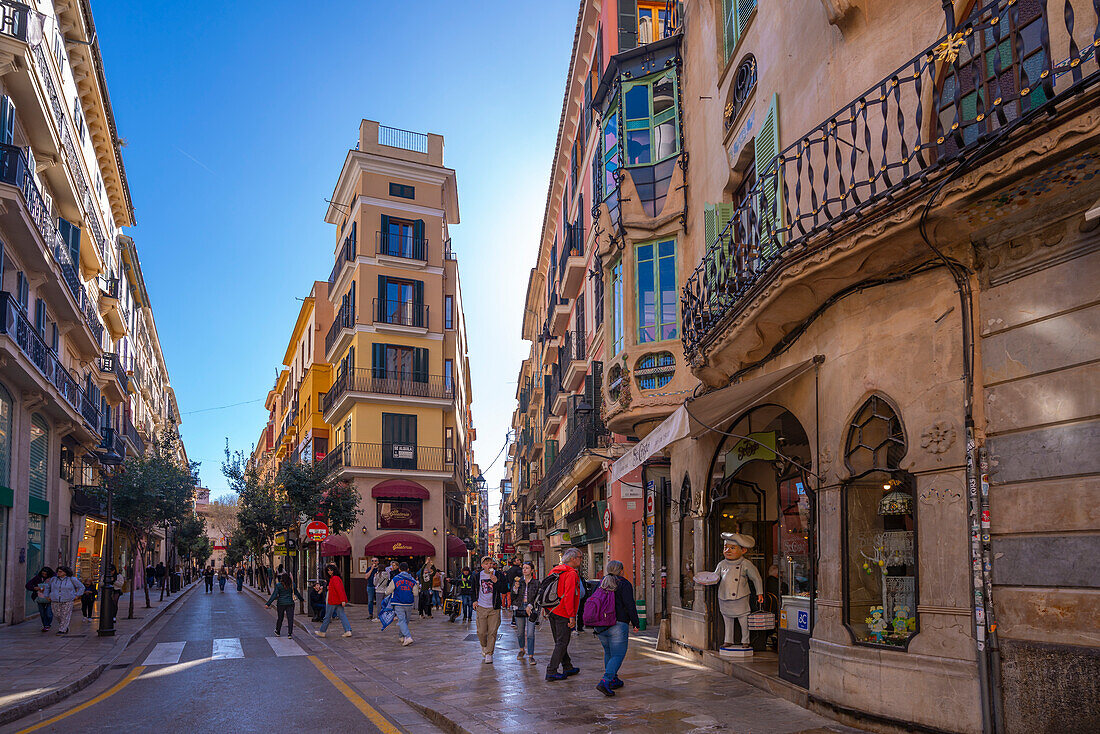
[75,518,106,586]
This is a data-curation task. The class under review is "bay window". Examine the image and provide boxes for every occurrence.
[636,239,677,342]
[611,259,624,355]
[623,70,678,167]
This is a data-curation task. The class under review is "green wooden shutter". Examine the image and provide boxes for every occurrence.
[723,0,737,60]
[413,347,429,383]
[28,415,48,503]
[618,0,637,52]
[377,275,386,321]
[0,96,14,146]
[413,219,425,258]
[58,218,80,265]
[413,280,424,327]
[379,214,390,254]
[545,439,559,469]
[372,342,386,379]
[703,205,717,303]
[755,94,783,259]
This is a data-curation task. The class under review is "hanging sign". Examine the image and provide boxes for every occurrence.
[723,432,778,476]
[305,521,329,543]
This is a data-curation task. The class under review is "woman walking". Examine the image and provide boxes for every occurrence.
[80,575,98,622]
[26,567,55,632]
[591,561,640,697]
[218,566,228,592]
[236,567,245,592]
[265,572,304,638]
[316,564,352,638]
[44,566,85,634]
[418,563,436,618]
[512,562,539,665]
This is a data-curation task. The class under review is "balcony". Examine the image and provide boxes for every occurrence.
[537,412,608,503]
[0,2,29,43]
[374,298,428,331]
[681,0,1100,360]
[97,427,126,465]
[328,223,357,290]
[0,291,99,432]
[444,239,457,261]
[320,442,455,476]
[560,330,587,392]
[378,125,429,154]
[376,230,427,261]
[548,293,570,337]
[324,301,355,357]
[98,277,129,339]
[558,222,585,296]
[121,414,145,457]
[99,351,129,400]
[322,367,455,416]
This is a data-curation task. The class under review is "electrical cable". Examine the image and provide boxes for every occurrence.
[184,397,265,415]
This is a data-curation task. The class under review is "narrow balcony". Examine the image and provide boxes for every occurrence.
[537,412,609,504]
[97,427,126,465]
[558,222,585,296]
[560,329,587,392]
[548,293,570,337]
[328,222,357,290]
[374,298,428,331]
[320,441,455,476]
[98,277,129,339]
[324,301,355,358]
[99,351,129,400]
[681,0,1100,360]
[322,367,454,418]
[121,413,145,457]
[376,230,427,261]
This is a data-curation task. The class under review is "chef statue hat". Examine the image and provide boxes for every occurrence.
[721,532,755,549]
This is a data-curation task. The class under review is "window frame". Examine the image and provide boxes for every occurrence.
[634,238,678,344]
[601,105,620,201]
[622,69,680,169]
[444,295,454,330]
[610,258,624,355]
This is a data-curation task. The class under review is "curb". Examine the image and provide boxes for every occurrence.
[242,583,477,733]
[0,581,199,728]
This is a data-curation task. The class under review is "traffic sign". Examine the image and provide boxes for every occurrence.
[646,492,655,517]
[305,520,329,543]
[602,505,612,532]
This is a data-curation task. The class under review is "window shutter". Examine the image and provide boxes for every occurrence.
[618,0,637,52]
[590,360,603,418]
[413,347,429,383]
[755,94,783,258]
[380,213,389,253]
[35,299,45,336]
[29,416,48,502]
[545,439,558,468]
[377,275,386,320]
[0,96,14,146]
[413,280,424,327]
[371,342,386,379]
[349,279,356,320]
[703,204,717,303]
[413,219,425,258]
[58,218,80,265]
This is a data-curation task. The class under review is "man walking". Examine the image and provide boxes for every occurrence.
[203,564,214,593]
[155,561,166,590]
[388,562,418,646]
[503,557,523,627]
[473,555,507,663]
[546,547,583,681]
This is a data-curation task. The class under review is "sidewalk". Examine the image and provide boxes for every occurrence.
[244,584,862,734]
[0,581,197,726]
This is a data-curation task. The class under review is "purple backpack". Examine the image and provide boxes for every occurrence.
[582,587,617,628]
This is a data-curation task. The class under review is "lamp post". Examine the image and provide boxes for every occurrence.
[96,433,126,637]
[473,474,487,557]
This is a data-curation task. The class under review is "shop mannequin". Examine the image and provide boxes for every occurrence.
[711,532,763,653]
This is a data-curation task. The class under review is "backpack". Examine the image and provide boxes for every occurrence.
[536,571,563,611]
[582,587,617,628]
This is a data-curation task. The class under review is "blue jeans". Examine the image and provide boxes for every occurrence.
[218,577,226,591]
[460,594,473,621]
[430,590,441,607]
[37,601,53,628]
[365,586,377,616]
[393,605,411,638]
[320,604,351,633]
[516,616,536,656]
[596,622,629,682]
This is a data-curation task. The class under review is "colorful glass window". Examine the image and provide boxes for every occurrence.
[611,259,624,354]
[623,70,678,167]
[635,351,675,390]
[602,110,620,201]
[636,239,677,342]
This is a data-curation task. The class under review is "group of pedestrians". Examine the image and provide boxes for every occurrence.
[26,565,126,632]
[201,563,247,593]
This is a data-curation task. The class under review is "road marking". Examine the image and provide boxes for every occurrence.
[308,655,403,734]
[142,641,187,666]
[211,638,244,659]
[265,636,307,657]
[15,666,146,734]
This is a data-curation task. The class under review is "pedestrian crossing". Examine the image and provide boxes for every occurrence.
[141,636,306,666]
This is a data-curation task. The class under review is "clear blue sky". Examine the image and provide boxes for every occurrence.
[94,1,578,516]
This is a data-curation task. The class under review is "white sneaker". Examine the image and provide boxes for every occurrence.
[527,656,537,665]
[402,637,413,646]
[341,631,353,638]
[483,654,492,664]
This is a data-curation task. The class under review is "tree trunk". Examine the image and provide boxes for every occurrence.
[142,533,151,609]
[159,523,167,602]
[128,538,138,619]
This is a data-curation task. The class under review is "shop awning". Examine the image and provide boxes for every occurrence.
[363,532,436,557]
[371,479,430,500]
[446,534,470,558]
[319,534,352,557]
[609,358,821,484]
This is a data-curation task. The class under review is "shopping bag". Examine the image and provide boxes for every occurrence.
[379,596,395,630]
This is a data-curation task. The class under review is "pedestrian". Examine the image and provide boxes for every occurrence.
[473,555,507,664]
[363,557,382,620]
[266,571,304,638]
[145,562,155,590]
[309,580,327,621]
[247,565,254,586]
[44,566,85,635]
[80,575,98,622]
[513,561,540,665]
[218,566,228,592]
[431,566,443,609]
[576,577,597,634]
[155,561,166,589]
[418,563,435,618]
[503,557,523,627]
[26,567,55,632]
[316,563,352,638]
[203,564,215,593]
[387,562,419,646]
[109,564,125,623]
[457,567,474,623]
[587,561,640,696]
[236,567,245,592]
[544,547,583,681]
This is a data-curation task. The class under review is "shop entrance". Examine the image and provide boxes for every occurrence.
[705,404,814,688]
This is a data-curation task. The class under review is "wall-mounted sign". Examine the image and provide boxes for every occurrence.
[393,444,415,460]
[378,500,422,530]
[602,506,612,532]
[529,540,544,552]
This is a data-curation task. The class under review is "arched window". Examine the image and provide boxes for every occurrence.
[0,383,11,489]
[635,351,676,390]
[29,414,48,507]
[934,0,1047,159]
[842,395,917,648]
[724,54,757,130]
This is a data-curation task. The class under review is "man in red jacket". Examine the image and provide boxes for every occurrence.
[546,547,584,681]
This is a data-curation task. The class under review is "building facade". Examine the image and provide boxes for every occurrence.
[0,0,186,624]
[509,1,1099,732]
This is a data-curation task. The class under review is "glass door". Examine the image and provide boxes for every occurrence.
[385,280,414,325]
[777,475,814,688]
[25,514,44,618]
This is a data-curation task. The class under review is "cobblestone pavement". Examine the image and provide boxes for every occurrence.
[268,589,864,734]
[0,582,196,723]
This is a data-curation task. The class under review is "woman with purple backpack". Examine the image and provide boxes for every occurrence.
[583,560,640,697]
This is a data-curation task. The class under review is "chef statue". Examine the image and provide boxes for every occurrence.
[710,532,764,654]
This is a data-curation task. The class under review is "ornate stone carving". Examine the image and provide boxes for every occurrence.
[918,485,963,505]
[817,445,834,480]
[820,0,860,26]
[920,421,956,454]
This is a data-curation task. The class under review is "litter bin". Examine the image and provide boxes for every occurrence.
[636,598,647,631]
[170,572,181,591]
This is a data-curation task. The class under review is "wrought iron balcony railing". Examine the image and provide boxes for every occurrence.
[322,367,454,414]
[320,441,455,475]
[374,298,428,329]
[537,412,608,503]
[328,222,357,288]
[324,301,355,354]
[100,351,129,392]
[377,230,427,260]
[682,0,1100,359]
[122,413,145,456]
[378,125,429,154]
[0,292,99,429]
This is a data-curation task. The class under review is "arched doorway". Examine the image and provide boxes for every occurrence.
[704,404,814,688]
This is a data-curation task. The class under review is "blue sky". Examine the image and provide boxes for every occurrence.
[94,1,579,515]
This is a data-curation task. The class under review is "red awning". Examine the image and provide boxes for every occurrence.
[446,534,469,558]
[371,479,430,500]
[363,532,436,557]
[320,534,352,557]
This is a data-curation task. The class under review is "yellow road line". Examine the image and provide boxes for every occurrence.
[16,665,146,734]
[308,655,403,734]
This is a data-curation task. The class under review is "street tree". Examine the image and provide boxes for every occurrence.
[205,494,238,549]
[275,459,360,586]
[175,513,211,570]
[223,443,290,591]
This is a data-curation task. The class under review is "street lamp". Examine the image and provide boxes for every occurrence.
[96,432,126,637]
